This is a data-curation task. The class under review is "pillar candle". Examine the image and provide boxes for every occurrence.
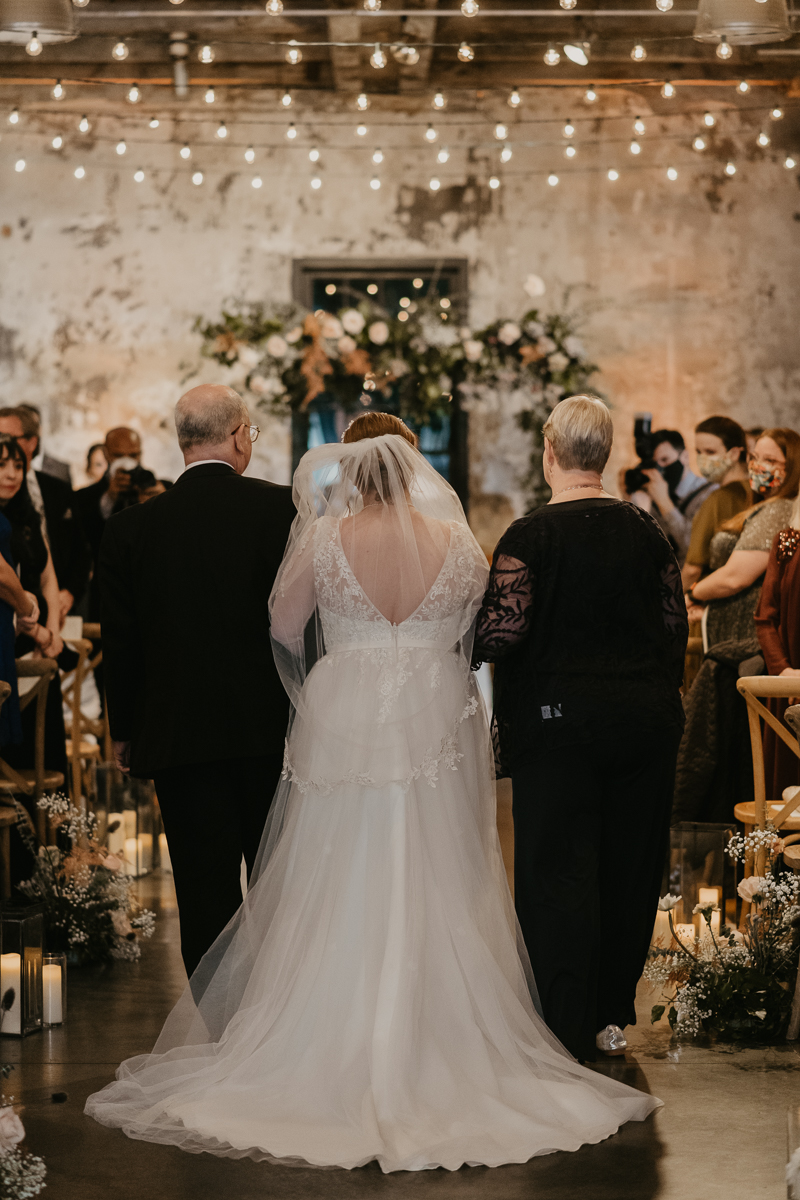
[159,833,172,873]
[124,837,138,876]
[137,833,153,873]
[0,953,22,1035]
[652,909,671,945]
[42,963,62,1025]
[107,812,125,857]
[123,810,137,841]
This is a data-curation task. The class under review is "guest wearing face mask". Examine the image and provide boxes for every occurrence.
[682,417,752,591]
[685,428,800,648]
[642,429,717,566]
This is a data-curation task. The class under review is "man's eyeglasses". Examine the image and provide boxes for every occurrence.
[232,424,260,444]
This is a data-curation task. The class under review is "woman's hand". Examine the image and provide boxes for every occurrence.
[31,624,63,660]
[686,603,705,623]
[17,592,39,629]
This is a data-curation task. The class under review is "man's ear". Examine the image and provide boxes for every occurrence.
[544,437,554,467]
[680,448,690,467]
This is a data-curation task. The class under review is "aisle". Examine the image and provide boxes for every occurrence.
[2,785,795,1199]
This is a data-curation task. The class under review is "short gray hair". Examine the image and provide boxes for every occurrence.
[542,394,613,474]
[174,386,249,452]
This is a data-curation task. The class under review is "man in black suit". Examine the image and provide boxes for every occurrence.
[99,385,295,977]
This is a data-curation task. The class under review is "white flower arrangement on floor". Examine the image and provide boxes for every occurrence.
[0,1000,46,1197]
[644,829,800,1041]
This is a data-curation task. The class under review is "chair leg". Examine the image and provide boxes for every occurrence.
[0,827,10,901]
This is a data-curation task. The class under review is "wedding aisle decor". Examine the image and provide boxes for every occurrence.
[195,296,598,504]
[0,998,46,1198]
[16,795,156,966]
[645,830,800,1041]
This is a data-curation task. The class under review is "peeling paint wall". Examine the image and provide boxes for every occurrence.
[1,86,799,550]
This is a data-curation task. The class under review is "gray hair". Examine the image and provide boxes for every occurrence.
[542,394,613,474]
[174,386,249,452]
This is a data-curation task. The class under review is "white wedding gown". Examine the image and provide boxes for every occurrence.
[86,436,659,1172]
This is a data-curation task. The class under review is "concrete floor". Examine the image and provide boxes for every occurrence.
[3,783,797,1199]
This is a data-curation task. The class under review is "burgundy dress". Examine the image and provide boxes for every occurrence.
[755,528,800,800]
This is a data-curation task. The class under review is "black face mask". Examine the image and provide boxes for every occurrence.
[660,460,684,491]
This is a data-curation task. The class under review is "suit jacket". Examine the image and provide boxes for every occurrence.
[37,471,92,607]
[74,476,111,620]
[39,454,72,486]
[98,463,296,778]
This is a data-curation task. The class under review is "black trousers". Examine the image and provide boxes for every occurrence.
[511,726,681,1062]
[153,752,284,979]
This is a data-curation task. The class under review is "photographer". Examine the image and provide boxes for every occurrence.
[75,427,142,621]
[641,430,715,566]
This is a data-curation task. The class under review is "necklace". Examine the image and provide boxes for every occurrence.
[553,483,604,498]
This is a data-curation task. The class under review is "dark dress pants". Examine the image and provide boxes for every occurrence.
[153,751,284,979]
[511,726,681,1062]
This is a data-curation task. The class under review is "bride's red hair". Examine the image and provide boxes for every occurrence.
[342,413,418,448]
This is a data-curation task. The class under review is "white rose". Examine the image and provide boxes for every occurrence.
[537,335,557,355]
[498,321,522,346]
[525,320,545,337]
[265,335,288,358]
[548,351,570,372]
[249,374,268,395]
[459,326,472,340]
[320,314,343,339]
[657,893,682,912]
[340,309,366,335]
[523,273,546,298]
[285,326,303,344]
[112,909,134,937]
[737,876,767,904]
[237,345,260,369]
[368,321,390,345]
[564,335,584,358]
[0,1107,25,1154]
[463,339,484,363]
[337,335,357,355]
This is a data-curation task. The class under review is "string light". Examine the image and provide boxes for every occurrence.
[116,139,127,155]
[607,168,619,180]
[311,175,322,188]
[180,143,191,159]
[356,93,369,111]
[433,91,447,110]
[286,122,298,140]
[547,172,559,186]
[285,41,302,65]
[661,80,675,98]
[8,107,19,125]
[725,161,736,175]
[489,175,501,188]
[437,146,450,163]
[393,44,420,65]
[543,43,560,66]
[370,44,387,69]
[74,165,85,179]
[266,0,284,12]
[461,0,479,14]
[564,43,589,65]
[356,122,368,136]
[309,146,320,162]
[52,81,65,100]
[786,156,797,169]
[112,40,129,61]
[757,130,770,147]
[430,177,440,191]
[149,116,160,128]
[252,176,263,188]
[633,115,646,135]
[500,144,512,162]
[364,0,381,9]
[73,0,90,6]
[134,168,145,182]
[692,135,706,151]
[631,43,647,61]
[703,111,716,127]
[656,0,673,9]
[372,147,383,163]
[205,87,215,103]
[771,106,784,121]
[192,170,203,185]
[457,41,474,61]
[198,44,215,64]
[508,87,521,108]
[245,146,255,163]
[716,36,732,59]
[26,32,43,56]
[667,166,678,180]
[216,121,228,139]
[564,144,577,158]
[560,0,577,8]
[78,114,90,133]
[370,176,381,190]
[51,135,63,149]
[425,124,438,142]
[737,80,750,93]
[494,122,508,140]
[128,84,141,103]
[584,85,598,103]
[629,139,641,155]
[15,159,25,173]
[168,0,185,5]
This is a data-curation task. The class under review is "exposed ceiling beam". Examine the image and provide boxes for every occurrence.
[396,0,438,93]
[327,9,363,92]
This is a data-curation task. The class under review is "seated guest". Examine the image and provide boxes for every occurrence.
[686,428,800,647]
[0,406,91,620]
[642,429,716,565]
[75,427,142,621]
[84,443,107,487]
[473,394,687,1063]
[0,501,40,751]
[682,416,752,591]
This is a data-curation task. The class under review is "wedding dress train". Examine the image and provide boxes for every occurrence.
[85,435,659,1172]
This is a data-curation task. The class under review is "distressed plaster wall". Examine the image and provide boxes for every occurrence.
[1,84,799,550]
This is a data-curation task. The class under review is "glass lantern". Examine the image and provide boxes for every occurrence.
[0,907,44,1037]
[664,821,736,936]
[42,952,67,1027]
[98,771,156,878]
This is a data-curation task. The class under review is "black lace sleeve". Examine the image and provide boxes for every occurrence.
[472,553,533,666]
[658,556,690,687]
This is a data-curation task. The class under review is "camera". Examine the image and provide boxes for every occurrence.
[624,412,656,495]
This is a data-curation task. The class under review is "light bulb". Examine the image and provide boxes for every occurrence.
[563,120,575,140]
[629,140,641,155]
[607,168,619,181]
[725,161,736,175]
[633,116,646,135]
[494,122,507,140]
[457,41,474,62]
[14,159,25,173]
[78,114,90,132]
[547,172,559,186]
[631,43,647,61]
[26,33,43,56]
[217,121,228,138]
[560,0,577,8]
[461,0,479,14]
[51,135,63,149]
[205,87,215,103]
[703,111,716,127]
[356,92,369,110]
[667,166,678,180]
[737,79,750,93]
[584,85,597,103]
[356,122,368,136]
[430,177,440,191]
[433,91,446,109]
[285,41,302,65]
[661,80,675,98]
[565,144,577,158]
[73,0,91,6]
[277,90,291,110]
[370,176,381,190]
[785,155,797,169]
[437,146,450,163]
[488,175,500,189]
[168,0,184,4]
[370,44,387,69]
[309,146,320,162]
[286,122,297,140]
[364,0,381,9]
[52,81,65,100]
[500,144,512,162]
[372,147,383,163]
[392,43,419,65]
[112,39,129,61]
[134,168,145,182]
[8,107,19,125]
[716,35,732,59]
[266,0,284,12]
[771,106,784,121]
[180,143,191,159]
[757,130,770,147]
[310,175,322,189]
[128,84,140,103]
[245,146,256,163]
[508,88,521,108]
[192,171,203,185]
[74,165,85,179]
[116,139,127,155]
[252,176,263,188]
[563,43,589,65]
[543,43,560,67]
[199,44,215,64]
[656,0,673,9]
[425,124,438,142]
[149,117,159,128]
[693,135,706,151]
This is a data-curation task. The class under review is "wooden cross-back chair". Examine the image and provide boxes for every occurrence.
[735,675,800,876]
[79,622,112,764]
[60,633,103,805]
[0,658,65,844]
[0,680,17,900]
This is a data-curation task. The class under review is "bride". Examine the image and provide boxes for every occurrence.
[86,413,659,1173]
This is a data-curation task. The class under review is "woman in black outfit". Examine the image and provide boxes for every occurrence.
[474,395,688,1063]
